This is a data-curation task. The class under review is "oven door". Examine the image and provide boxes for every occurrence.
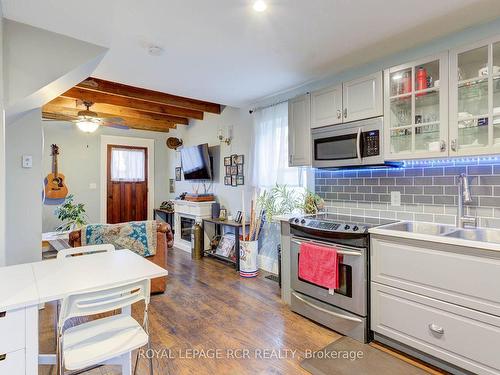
[290,236,367,317]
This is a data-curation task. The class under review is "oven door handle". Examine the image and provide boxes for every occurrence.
[292,292,363,322]
[291,239,362,256]
[356,127,362,164]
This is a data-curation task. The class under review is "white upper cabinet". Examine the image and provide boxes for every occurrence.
[342,71,383,123]
[449,36,500,156]
[384,52,449,160]
[310,85,343,128]
[288,94,311,167]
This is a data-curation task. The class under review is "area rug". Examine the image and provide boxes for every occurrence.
[300,337,430,375]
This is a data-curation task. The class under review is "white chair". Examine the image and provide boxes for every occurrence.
[55,244,116,338]
[57,244,115,259]
[56,279,153,375]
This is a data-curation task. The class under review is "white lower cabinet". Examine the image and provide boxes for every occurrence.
[0,349,26,375]
[0,306,37,375]
[371,236,500,375]
[0,308,25,355]
[372,283,500,375]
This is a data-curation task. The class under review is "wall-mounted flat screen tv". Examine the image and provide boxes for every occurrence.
[180,143,213,180]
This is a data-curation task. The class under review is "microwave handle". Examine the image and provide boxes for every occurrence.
[356,127,362,163]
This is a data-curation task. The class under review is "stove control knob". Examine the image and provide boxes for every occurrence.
[294,218,299,223]
[353,226,359,231]
[344,225,350,230]
[301,219,306,224]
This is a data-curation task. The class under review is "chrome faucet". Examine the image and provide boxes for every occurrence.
[457,173,477,228]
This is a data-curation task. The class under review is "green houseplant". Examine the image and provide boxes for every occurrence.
[54,194,88,232]
[257,184,324,222]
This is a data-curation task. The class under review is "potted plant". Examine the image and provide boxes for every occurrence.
[256,184,324,222]
[54,194,88,232]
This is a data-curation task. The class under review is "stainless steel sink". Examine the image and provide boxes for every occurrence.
[444,228,500,244]
[381,221,457,236]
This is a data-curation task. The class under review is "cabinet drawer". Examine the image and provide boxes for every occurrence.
[0,308,25,354]
[372,283,500,375]
[0,349,26,375]
[371,237,500,316]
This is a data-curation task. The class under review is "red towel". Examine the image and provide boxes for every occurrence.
[298,242,339,290]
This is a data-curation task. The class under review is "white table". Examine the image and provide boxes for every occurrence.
[0,249,168,374]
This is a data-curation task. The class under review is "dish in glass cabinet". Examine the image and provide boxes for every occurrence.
[478,65,500,77]
[460,142,486,149]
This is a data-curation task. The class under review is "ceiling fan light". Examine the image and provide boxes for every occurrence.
[76,120,99,133]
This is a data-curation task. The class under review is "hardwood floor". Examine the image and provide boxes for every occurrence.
[39,247,339,374]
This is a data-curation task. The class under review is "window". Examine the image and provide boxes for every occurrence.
[251,102,307,189]
[110,147,146,182]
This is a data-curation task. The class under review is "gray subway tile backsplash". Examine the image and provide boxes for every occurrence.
[315,159,500,227]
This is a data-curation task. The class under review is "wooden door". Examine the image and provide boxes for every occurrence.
[288,93,311,166]
[107,145,148,224]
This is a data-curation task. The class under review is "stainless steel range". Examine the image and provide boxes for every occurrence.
[289,213,396,343]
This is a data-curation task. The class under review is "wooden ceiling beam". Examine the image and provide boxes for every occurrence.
[61,87,204,120]
[42,105,175,133]
[42,111,172,133]
[47,97,188,125]
[77,77,221,114]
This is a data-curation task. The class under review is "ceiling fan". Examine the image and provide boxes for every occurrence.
[43,101,129,133]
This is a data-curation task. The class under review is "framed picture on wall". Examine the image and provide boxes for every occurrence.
[231,154,238,165]
[236,155,244,165]
[225,166,232,175]
[230,166,238,175]
[237,164,243,176]
[175,167,182,181]
[224,176,231,185]
[236,176,244,185]
[231,175,237,186]
[224,157,231,166]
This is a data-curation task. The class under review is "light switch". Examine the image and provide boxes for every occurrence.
[89,183,97,190]
[22,155,33,168]
[391,191,401,207]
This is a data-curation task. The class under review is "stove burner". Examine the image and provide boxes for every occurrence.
[289,213,396,235]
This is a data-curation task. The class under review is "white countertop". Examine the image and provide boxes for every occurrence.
[369,221,500,253]
[0,249,168,312]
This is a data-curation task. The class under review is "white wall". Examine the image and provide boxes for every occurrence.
[3,19,107,121]
[3,21,107,265]
[0,8,5,266]
[42,122,170,232]
[5,109,42,265]
[167,106,254,216]
[253,17,500,109]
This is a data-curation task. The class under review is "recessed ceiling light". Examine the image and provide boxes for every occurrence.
[253,0,267,12]
[148,45,164,56]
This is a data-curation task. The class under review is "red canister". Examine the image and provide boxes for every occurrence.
[416,67,427,95]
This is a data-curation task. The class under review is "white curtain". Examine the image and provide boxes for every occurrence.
[111,148,145,182]
[251,101,306,188]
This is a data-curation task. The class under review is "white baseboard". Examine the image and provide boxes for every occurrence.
[258,254,278,274]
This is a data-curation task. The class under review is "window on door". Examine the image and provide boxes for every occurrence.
[110,148,146,182]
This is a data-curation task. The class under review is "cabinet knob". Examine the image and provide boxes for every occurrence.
[451,139,457,152]
[428,323,444,335]
[440,140,446,152]
[343,108,348,118]
[337,109,341,119]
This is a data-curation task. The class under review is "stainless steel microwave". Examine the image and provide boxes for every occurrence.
[311,117,385,168]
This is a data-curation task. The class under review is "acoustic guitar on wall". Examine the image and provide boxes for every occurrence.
[44,144,68,200]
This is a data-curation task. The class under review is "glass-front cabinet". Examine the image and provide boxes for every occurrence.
[450,37,500,155]
[384,52,448,159]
